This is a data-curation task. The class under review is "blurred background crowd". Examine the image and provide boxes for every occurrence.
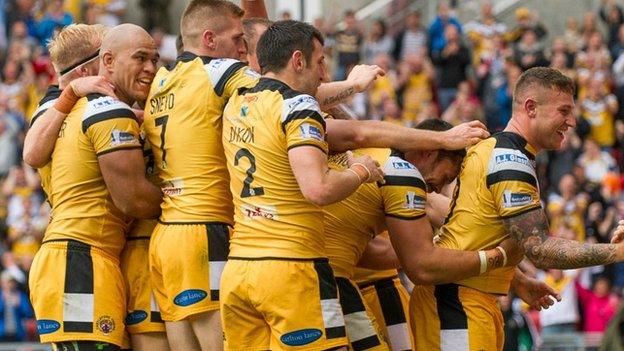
[1,0,624,349]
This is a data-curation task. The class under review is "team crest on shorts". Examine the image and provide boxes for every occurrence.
[96,316,115,335]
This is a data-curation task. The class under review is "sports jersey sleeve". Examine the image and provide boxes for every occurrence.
[30,87,62,126]
[281,94,329,154]
[486,147,542,219]
[203,58,260,98]
[380,154,427,220]
[83,97,141,156]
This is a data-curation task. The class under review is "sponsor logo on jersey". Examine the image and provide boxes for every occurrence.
[502,190,533,208]
[392,161,415,170]
[495,153,531,166]
[162,178,184,196]
[404,191,426,210]
[240,105,249,117]
[92,97,116,109]
[96,316,115,335]
[125,310,148,325]
[110,130,139,147]
[241,204,279,220]
[37,319,60,334]
[288,95,317,110]
[299,123,324,141]
[174,289,207,306]
[280,329,322,346]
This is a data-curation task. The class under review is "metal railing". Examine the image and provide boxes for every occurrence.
[0,343,49,351]
[539,332,603,350]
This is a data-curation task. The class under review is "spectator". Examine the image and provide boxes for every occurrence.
[0,106,20,178]
[91,0,126,27]
[514,29,548,70]
[548,174,588,242]
[599,0,624,49]
[564,16,583,53]
[464,1,506,66]
[361,20,393,64]
[428,2,462,54]
[580,11,600,47]
[490,60,521,132]
[397,52,435,124]
[332,10,363,80]
[577,138,617,184]
[35,0,73,47]
[0,271,32,342]
[540,269,580,335]
[367,53,398,120]
[139,0,169,32]
[544,129,582,195]
[576,274,620,333]
[442,80,483,125]
[505,7,548,44]
[579,76,618,148]
[392,11,427,62]
[431,24,471,112]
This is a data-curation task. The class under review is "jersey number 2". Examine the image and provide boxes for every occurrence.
[234,148,264,198]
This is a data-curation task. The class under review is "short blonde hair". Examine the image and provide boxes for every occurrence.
[180,0,244,49]
[48,24,108,73]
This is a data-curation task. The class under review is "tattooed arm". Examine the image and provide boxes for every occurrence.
[315,65,385,109]
[504,208,624,269]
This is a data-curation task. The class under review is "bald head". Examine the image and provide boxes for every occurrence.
[99,23,159,105]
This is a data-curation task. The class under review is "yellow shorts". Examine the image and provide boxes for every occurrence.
[149,222,230,321]
[410,284,504,351]
[221,258,348,351]
[359,277,413,351]
[335,277,388,351]
[29,240,126,346]
[121,238,165,334]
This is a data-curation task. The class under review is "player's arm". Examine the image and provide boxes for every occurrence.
[99,149,162,218]
[289,148,382,206]
[241,0,268,19]
[425,192,451,229]
[511,268,561,311]
[504,207,624,269]
[387,216,516,285]
[23,76,116,168]
[325,119,489,153]
[316,65,385,109]
[357,234,400,270]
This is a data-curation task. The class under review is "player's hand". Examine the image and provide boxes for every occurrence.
[611,220,624,244]
[441,120,490,150]
[498,238,525,267]
[346,151,384,183]
[514,276,561,311]
[70,76,116,98]
[347,64,386,93]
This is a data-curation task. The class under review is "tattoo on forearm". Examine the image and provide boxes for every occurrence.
[322,87,355,107]
[504,208,618,269]
[487,252,504,270]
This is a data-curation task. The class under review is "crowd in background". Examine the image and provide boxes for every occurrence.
[0,0,624,347]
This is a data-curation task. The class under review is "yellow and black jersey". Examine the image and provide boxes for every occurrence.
[222,77,329,259]
[324,149,427,278]
[29,85,62,205]
[437,132,542,294]
[45,93,141,257]
[127,131,158,240]
[143,52,260,224]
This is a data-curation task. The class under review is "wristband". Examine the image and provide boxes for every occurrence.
[478,250,487,275]
[350,162,371,182]
[496,246,508,267]
[53,85,80,114]
[346,168,364,184]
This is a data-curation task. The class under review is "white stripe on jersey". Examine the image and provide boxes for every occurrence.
[383,155,424,179]
[203,58,244,89]
[281,94,322,123]
[487,147,536,178]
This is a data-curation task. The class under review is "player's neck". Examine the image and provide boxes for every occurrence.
[263,71,303,93]
[504,117,541,153]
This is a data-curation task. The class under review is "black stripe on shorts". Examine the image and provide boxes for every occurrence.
[206,223,230,301]
[434,283,468,330]
[336,278,382,351]
[313,261,346,340]
[64,240,94,333]
[374,278,407,326]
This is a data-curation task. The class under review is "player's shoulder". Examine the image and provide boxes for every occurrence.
[82,94,136,132]
[486,132,537,183]
[381,149,426,190]
[202,56,258,94]
[30,85,62,125]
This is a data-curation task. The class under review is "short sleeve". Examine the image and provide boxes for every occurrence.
[83,97,141,156]
[281,94,328,154]
[486,148,542,218]
[380,154,427,220]
[203,58,260,98]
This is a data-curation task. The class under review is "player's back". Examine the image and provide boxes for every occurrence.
[143,53,258,224]
[324,148,427,278]
[437,132,542,294]
[46,94,141,257]
[222,77,329,259]
[29,85,62,207]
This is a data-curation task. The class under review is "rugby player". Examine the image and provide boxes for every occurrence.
[29,24,162,351]
[220,19,384,350]
[411,67,624,350]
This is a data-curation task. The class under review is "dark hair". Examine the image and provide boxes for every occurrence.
[513,67,575,103]
[415,119,466,163]
[257,20,324,74]
[373,20,387,37]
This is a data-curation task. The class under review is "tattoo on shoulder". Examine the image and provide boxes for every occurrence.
[504,208,618,269]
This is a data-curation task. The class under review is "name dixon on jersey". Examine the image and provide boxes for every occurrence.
[228,126,255,143]
[149,93,175,114]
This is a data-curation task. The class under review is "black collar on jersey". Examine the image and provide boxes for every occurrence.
[59,50,100,76]
[390,148,405,160]
[493,131,536,160]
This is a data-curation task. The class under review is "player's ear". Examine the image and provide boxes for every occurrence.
[524,98,537,118]
[101,51,114,73]
[202,29,216,51]
[291,50,305,73]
